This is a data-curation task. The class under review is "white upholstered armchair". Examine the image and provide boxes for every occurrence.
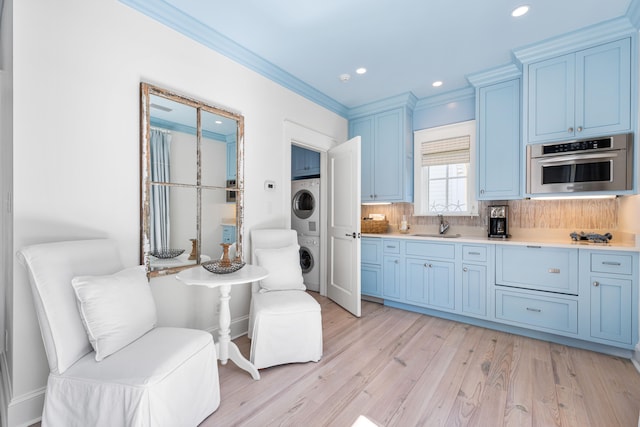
[249,229,323,369]
[17,239,220,427]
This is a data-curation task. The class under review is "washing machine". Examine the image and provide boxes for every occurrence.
[298,234,320,292]
[291,178,320,236]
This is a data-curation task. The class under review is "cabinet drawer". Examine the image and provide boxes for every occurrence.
[497,246,578,294]
[361,238,382,265]
[495,289,578,334]
[462,245,487,262]
[382,239,400,254]
[590,253,633,275]
[405,241,455,259]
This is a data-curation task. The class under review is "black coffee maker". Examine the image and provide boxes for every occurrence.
[488,205,509,238]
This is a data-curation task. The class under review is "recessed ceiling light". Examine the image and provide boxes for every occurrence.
[511,5,529,17]
[432,81,443,87]
[356,67,367,75]
[339,73,351,82]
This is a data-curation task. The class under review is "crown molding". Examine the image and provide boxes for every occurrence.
[513,16,637,64]
[347,92,418,119]
[466,63,522,87]
[119,0,349,118]
[413,87,475,112]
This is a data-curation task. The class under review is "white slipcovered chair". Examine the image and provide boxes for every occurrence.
[17,239,220,427]
[249,229,323,369]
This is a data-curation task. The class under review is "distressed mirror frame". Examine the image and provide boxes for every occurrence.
[140,82,245,277]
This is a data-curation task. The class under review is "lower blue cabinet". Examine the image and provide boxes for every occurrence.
[589,275,633,344]
[382,254,402,300]
[462,263,487,317]
[222,225,236,244]
[405,258,455,311]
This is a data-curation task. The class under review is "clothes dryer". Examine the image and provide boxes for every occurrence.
[298,234,320,292]
[291,178,320,236]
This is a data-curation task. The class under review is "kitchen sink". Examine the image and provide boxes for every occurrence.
[411,233,461,238]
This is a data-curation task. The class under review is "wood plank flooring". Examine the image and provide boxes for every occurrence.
[202,294,640,427]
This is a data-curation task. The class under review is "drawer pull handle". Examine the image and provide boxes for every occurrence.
[527,245,542,249]
[548,268,560,274]
[386,245,396,249]
[602,261,621,266]
[593,281,599,287]
[468,251,481,255]
[526,307,542,313]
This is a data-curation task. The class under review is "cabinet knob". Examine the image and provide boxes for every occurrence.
[369,194,374,198]
[577,126,583,132]
[394,260,399,264]
[480,189,484,195]
[463,267,468,272]
[593,281,600,287]
[568,127,574,133]
[423,263,432,268]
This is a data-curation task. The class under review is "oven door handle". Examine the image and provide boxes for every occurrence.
[537,152,618,164]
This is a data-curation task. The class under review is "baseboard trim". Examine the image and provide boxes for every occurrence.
[205,315,249,341]
[0,352,45,427]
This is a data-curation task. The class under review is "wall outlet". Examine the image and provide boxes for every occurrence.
[264,180,276,191]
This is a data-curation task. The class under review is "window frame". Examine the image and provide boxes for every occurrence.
[413,120,478,217]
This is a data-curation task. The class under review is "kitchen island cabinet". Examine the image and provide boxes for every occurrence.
[349,107,413,203]
[525,38,631,144]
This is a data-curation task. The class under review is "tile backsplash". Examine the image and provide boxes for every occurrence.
[362,198,618,232]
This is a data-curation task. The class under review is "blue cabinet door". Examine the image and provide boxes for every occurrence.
[527,38,631,143]
[291,145,320,179]
[226,142,237,180]
[350,117,375,202]
[349,108,410,203]
[477,79,521,200]
[576,38,631,138]
[590,275,632,344]
[372,110,403,202]
[527,55,574,143]
[382,255,402,300]
[462,263,487,317]
[362,264,382,297]
[405,258,455,310]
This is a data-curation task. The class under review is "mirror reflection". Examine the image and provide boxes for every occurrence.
[141,83,244,276]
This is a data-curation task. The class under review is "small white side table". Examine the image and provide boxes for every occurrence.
[176,264,268,380]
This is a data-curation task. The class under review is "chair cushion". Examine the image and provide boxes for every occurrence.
[72,265,157,361]
[254,244,306,292]
[252,290,320,315]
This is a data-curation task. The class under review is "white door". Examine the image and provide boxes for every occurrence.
[327,136,361,317]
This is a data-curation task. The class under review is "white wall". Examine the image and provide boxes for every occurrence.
[6,0,347,423]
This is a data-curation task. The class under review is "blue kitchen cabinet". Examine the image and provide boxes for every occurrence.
[349,107,412,203]
[361,237,383,297]
[476,78,521,199]
[382,239,403,300]
[222,225,236,244]
[405,257,455,311]
[526,38,631,143]
[291,145,320,179]
[583,250,638,346]
[462,263,487,318]
[226,141,237,180]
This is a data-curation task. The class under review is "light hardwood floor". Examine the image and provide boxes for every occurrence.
[203,294,640,427]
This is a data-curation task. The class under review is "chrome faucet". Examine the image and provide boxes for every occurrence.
[438,214,450,235]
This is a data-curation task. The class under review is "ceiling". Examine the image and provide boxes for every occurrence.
[126,0,633,113]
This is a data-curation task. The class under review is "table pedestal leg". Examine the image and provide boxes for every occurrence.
[216,284,260,380]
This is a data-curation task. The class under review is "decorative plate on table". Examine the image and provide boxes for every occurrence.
[150,249,185,259]
[202,259,245,274]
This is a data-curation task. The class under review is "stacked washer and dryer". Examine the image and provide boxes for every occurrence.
[291,177,321,292]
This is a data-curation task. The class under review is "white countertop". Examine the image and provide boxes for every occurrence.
[362,231,640,252]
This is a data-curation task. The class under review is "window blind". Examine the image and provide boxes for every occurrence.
[421,135,470,167]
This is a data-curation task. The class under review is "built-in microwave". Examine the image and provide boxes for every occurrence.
[526,133,633,196]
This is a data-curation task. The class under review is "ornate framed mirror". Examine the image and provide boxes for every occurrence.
[140,83,244,277]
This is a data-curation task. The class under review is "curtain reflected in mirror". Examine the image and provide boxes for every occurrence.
[140,83,244,276]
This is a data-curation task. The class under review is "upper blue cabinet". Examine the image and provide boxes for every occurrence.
[468,64,522,200]
[291,145,320,179]
[349,105,413,203]
[525,38,631,144]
